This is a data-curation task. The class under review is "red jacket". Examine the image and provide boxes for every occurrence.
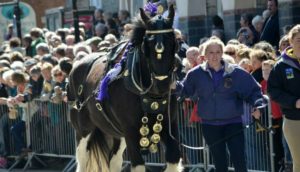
[261,80,282,119]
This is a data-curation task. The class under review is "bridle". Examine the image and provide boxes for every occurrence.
[132,16,176,95]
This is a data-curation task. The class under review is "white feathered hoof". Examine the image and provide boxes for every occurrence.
[132,165,146,172]
[109,138,126,172]
[76,134,91,172]
[164,159,184,172]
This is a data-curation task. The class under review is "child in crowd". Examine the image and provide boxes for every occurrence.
[186,47,200,68]
[239,58,253,73]
[9,71,38,156]
[235,46,251,64]
[40,63,54,101]
[278,35,290,54]
[249,49,270,83]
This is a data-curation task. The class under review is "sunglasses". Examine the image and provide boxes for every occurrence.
[54,72,63,77]
[225,51,235,56]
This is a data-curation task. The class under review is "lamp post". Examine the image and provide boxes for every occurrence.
[14,0,22,41]
[72,0,80,43]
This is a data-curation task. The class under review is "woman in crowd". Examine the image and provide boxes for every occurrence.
[268,24,300,172]
[173,37,263,172]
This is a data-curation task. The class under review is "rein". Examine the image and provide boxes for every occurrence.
[131,48,153,94]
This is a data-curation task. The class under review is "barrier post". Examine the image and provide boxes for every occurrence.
[265,95,275,172]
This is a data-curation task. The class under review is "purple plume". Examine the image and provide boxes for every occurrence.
[144,2,158,17]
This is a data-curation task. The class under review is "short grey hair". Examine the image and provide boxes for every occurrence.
[252,15,263,26]
[73,43,92,56]
[95,23,107,33]
[36,43,50,53]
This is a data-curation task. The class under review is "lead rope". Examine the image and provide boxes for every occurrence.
[167,73,207,150]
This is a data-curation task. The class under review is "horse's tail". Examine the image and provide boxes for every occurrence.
[86,128,110,172]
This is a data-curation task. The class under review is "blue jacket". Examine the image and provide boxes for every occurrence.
[176,60,263,121]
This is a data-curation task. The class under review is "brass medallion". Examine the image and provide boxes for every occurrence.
[157,5,164,15]
[153,123,163,133]
[140,137,150,148]
[140,126,150,136]
[149,143,158,153]
[150,133,161,144]
[150,102,159,110]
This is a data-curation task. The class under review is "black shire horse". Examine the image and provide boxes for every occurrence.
[67,5,181,172]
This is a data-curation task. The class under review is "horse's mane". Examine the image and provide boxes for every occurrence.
[130,17,146,46]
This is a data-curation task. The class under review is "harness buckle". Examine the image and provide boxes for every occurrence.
[96,103,103,111]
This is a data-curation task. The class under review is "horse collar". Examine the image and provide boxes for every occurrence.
[140,96,168,114]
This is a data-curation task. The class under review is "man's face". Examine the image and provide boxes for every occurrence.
[267,0,277,15]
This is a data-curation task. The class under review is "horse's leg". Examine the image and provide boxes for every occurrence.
[109,137,126,172]
[162,120,183,172]
[125,133,146,172]
[76,133,91,172]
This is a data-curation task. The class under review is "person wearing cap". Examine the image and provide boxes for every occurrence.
[4,24,14,41]
[24,58,38,73]
[41,54,58,66]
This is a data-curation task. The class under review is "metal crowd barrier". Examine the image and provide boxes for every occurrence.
[1,95,275,172]
[0,105,24,158]
[123,95,274,172]
[1,100,76,172]
[25,99,76,172]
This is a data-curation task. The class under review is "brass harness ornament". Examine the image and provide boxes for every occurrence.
[139,98,167,153]
[139,110,164,153]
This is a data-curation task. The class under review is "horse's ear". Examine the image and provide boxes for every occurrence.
[168,4,175,21]
[139,8,150,24]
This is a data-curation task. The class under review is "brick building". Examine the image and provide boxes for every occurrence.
[2,0,299,45]
[116,0,300,45]
[174,0,300,45]
[1,0,65,27]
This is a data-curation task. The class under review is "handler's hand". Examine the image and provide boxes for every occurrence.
[170,81,176,90]
[296,99,300,109]
[252,108,261,119]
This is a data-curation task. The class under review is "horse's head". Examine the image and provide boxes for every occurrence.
[137,5,177,96]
